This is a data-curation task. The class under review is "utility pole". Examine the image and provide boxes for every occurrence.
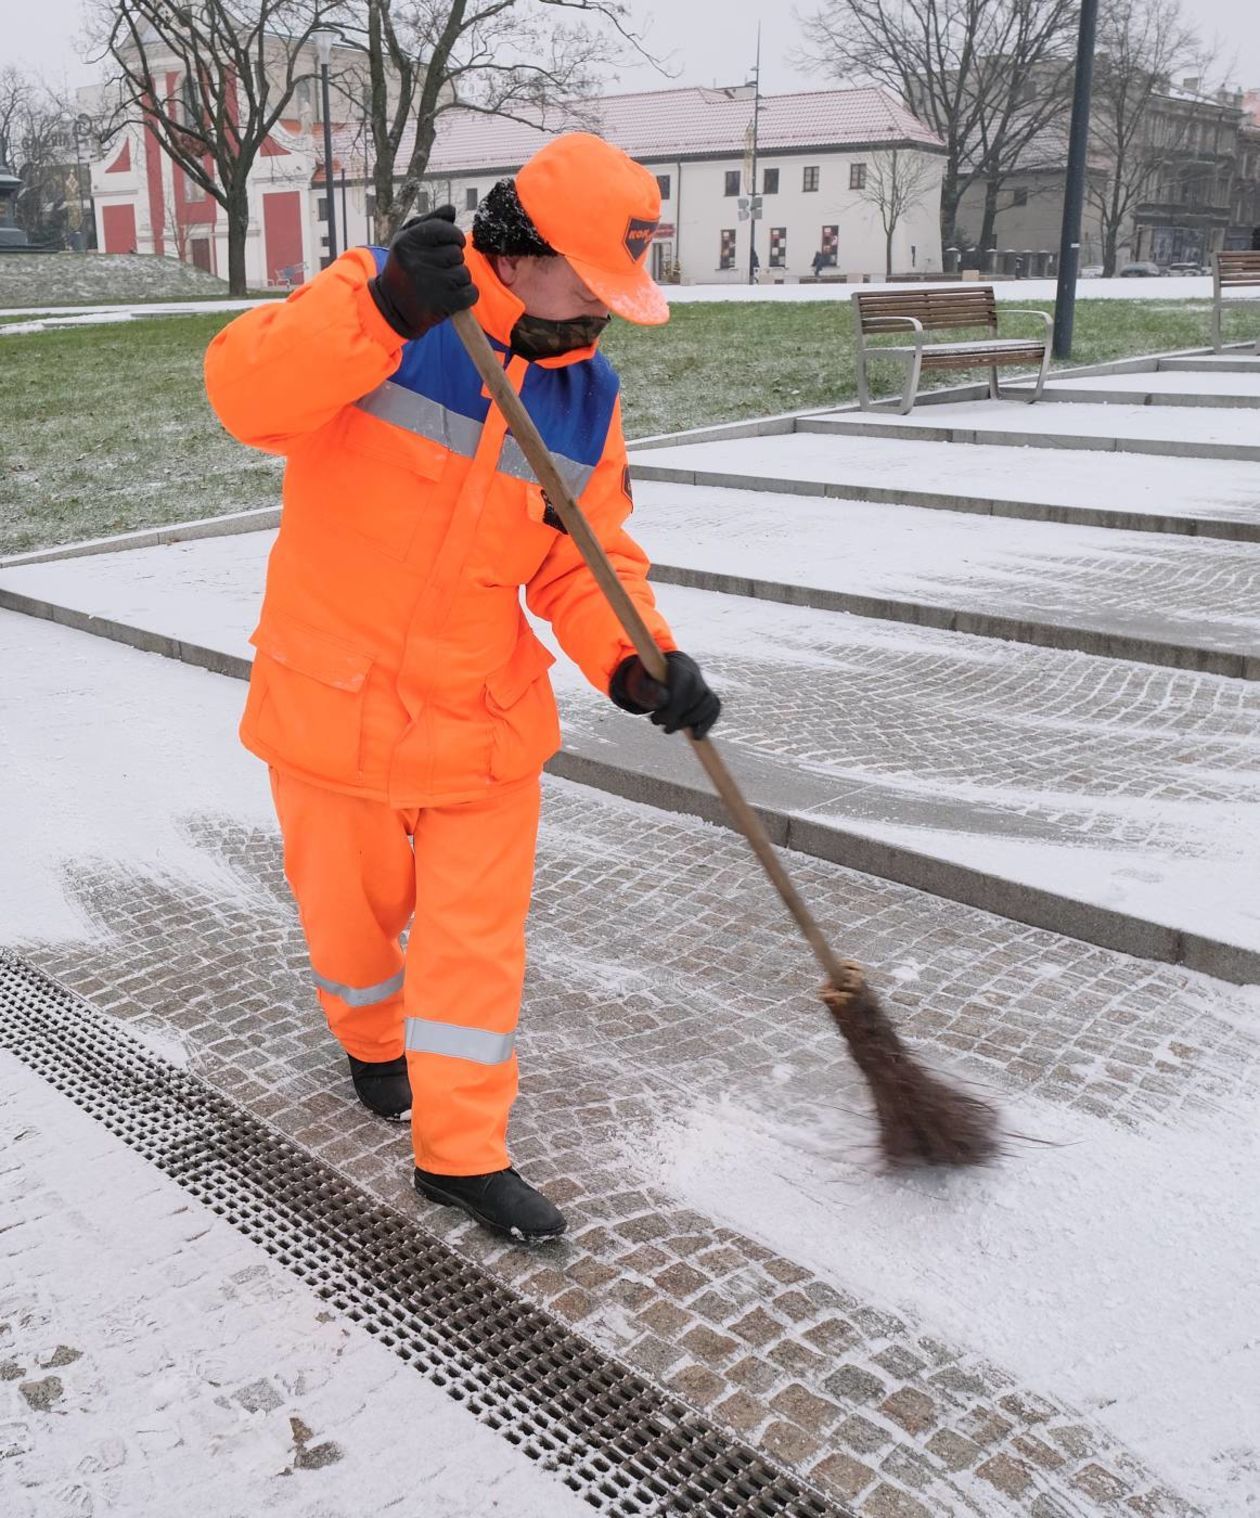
[1053,0,1100,358]
[748,25,761,286]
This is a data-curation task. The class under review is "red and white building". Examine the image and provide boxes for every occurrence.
[89,78,945,287]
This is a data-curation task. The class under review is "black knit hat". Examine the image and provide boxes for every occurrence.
[471,178,557,257]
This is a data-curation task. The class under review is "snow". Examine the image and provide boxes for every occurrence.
[0,252,230,310]
[627,478,1260,655]
[0,1053,587,1517]
[0,609,272,943]
[1043,368,1260,397]
[635,1080,1260,1513]
[815,397,1260,447]
[0,311,139,337]
[631,428,1260,526]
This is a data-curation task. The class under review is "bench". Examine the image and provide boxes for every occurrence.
[852,285,1052,414]
[1211,251,1260,353]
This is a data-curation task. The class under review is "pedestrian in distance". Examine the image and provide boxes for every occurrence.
[204,133,721,1243]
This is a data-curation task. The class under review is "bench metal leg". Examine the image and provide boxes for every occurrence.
[988,365,1000,401]
[899,351,923,415]
[856,346,871,410]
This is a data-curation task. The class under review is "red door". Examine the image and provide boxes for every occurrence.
[263,191,304,286]
[190,238,212,272]
[102,203,138,254]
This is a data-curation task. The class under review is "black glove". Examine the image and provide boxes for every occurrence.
[609,651,721,739]
[368,205,479,341]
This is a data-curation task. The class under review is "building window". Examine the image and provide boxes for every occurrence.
[416,189,431,214]
[1012,187,1029,208]
[719,228,736,269]
[465,187,478,211]
[656,173,671,200]
[803,165,820,192]
[769,227,786,267]
[821,224,838,265]
[184,175,206,203]
[317,195,329,223]
[763,167,779,195]
[849,163,866,191]
[365,193,376,219]
[724,170,741,197]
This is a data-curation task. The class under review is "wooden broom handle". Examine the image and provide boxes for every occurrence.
[452,308,853,990]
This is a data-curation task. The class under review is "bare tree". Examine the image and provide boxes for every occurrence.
[797,0,1077,248]
[352,0,659,239]
[0,66,34,170]
[1087,0,1213,274]
[855,148,938,275]
[90,0,347,293]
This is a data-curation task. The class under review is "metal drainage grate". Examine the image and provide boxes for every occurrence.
[0,951,843,1517]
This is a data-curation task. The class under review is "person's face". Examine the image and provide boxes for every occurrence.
[491,254,609,321]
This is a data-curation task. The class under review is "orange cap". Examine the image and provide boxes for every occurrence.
[515,132,669,326]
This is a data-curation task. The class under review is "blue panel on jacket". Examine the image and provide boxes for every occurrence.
[367,246,620,469]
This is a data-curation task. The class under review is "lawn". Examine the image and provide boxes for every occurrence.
[2,297,1257,556]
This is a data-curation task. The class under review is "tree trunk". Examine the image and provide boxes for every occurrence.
[885,226,894,278]
[939,161,962,247]
[978,176,1002,257]
[226,189,249,296]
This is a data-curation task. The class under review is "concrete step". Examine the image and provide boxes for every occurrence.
[798,402,1260,464]
[629,431,1260,543]
[1016,369,1260,409]
[630,480,1260,679]
[0,529,1256,982]
[1158,354,1260,373]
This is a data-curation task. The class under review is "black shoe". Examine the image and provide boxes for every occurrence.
[413,1165,567,1243]
[347,1054,411,1121]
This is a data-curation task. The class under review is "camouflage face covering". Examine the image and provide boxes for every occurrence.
[509,311,611,359]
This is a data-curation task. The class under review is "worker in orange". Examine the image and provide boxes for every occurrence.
[204,133,720,1243]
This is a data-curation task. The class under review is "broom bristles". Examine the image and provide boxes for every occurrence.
[821,975,999,1168]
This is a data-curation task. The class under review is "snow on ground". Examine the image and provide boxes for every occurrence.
[8,484,1258,658]
[631,1076,1260,1515]
[630,478,1260,654]
[5,534,1257,956]
[631,428,1260,526]
[815,397,1260,447]
[1042,367,1260,397]
[0,252,230,309]
[0,608,270,943]
[0,1053,586,1518]
[6,273,1260,322]
[0,311,139,337]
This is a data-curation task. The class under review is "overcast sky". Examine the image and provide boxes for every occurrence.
[9,0,1260,100]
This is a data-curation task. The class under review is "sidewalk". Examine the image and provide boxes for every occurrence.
[4,606,1258,1517]
[1,531,1256,976]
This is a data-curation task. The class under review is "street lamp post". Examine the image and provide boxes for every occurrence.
[1052,0,1101,359]
[747,26,761,286]
[313,29,338,265]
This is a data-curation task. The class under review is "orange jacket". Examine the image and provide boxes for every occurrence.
[204,244,675,805]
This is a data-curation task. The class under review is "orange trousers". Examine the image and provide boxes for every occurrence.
[269,767,542,1175]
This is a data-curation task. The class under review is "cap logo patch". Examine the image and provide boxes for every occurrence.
[623,216,657,263]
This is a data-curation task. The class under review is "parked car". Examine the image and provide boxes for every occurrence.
[1079,264,1105,278]
[1118,261,1162,277]
[1165,260,1210,276]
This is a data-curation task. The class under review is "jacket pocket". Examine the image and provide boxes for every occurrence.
[246,614,374,784]
[484,633,561,782]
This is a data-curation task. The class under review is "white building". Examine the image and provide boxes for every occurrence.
[88,81,944,289]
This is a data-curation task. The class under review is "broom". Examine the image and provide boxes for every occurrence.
[452,308,999,1167]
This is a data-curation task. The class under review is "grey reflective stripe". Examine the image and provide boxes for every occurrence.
[312,967,405,1007]
[405,1017,516,1066]
[356,381,483,459]
[498,436,596,500]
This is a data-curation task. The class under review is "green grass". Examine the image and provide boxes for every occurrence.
[2,299,1257,556]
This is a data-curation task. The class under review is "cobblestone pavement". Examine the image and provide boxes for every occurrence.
[16,778,1258,1516]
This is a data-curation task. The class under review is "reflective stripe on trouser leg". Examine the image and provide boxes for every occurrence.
[268,766,417,1063]
[405,775,542,1176]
